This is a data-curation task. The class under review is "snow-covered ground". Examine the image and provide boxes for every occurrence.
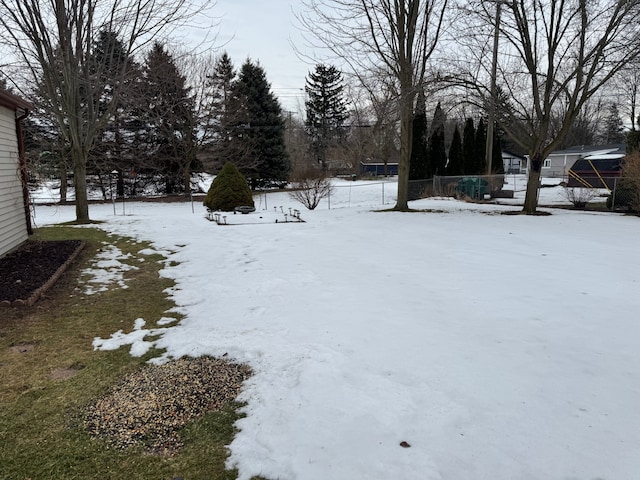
[35,179,640,480]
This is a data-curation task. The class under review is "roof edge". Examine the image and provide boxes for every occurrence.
[0,88,33,111]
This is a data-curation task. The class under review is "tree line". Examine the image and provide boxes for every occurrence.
[3,0,640,220]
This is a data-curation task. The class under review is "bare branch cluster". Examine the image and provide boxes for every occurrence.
[288,166,335,210]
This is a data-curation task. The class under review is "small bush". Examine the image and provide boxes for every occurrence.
[563,186,598,209]
[289,166,334,210]
[203,163,254,212]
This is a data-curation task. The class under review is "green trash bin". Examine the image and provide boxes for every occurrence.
[456,177,489,199]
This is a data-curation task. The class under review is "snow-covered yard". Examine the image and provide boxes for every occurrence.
[37,179,640,480]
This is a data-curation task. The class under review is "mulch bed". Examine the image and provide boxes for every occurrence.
[0,240,85,307]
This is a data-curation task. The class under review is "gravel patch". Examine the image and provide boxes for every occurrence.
[84,356,252,455]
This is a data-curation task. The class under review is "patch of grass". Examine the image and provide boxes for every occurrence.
[0,225,251,480]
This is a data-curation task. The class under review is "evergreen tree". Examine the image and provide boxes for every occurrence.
[233,59,290,186]
[447,124,463,176]
[491,125,504,174]
[474,118,487,174]
[428,102,447,175]
[203,162,254,211]
[409,89,429,180]
[600,102,625,144]
[140,42,196,193]
[205,53,248,170]
[628,130,640,152]
[88,30,140,197]
[305,64,348,170]
[462,118,475,175]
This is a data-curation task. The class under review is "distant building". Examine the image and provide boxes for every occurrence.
[360,152,400,176]
[0,88,32,258]
[502,150,527,174]
[528,144,626,178]
[359,160,398,176]
[567,153,625,190]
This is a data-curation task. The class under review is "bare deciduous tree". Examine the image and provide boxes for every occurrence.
[463,0,640,214]
[0,0,206,221]
[299,0,448,211]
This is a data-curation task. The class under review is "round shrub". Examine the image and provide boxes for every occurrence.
[203,163,254,212]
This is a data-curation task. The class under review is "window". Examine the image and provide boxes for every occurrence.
[543,159,551,168]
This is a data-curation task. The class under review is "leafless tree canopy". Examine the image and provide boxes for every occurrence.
[460,0,640,213]
[0,0,205,221]
[299,0,449,210]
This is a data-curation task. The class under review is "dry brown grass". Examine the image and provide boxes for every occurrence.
[0,225,253,480]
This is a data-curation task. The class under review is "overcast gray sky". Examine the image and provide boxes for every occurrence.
[210,0,313,114]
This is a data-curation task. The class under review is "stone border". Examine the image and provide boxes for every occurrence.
[0,241,86,308]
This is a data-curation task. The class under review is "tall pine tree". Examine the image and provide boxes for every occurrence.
[141,42,196,193]
[447,124,463,176]
[462,118,475,175]
[409,89,429,180]
[205,53,250,171]
[89,30,140,197]
[305,64,348,171]
[473,118,487,175]
[491,125,504,174]
[234,59,290,186]
[428,102,447,176]
[600,102,625,144]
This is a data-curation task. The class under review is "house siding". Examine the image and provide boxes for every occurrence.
[0,104,28,258]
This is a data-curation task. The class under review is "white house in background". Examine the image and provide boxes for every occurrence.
[502,150,527,174]
[0,88,32,258]
[526,144,626,178]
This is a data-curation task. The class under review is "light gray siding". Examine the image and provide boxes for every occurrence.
[0,105,28,258]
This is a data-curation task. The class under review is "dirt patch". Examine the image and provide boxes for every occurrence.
[0,240,85,307]
[8,342,36,353]
[51,365,84,380]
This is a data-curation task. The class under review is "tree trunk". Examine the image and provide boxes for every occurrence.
[523,152,542,214]
[59,163,67,203]
[117,170,125,198]
[184,161,191,194]
[72,147,90,222]
[394,86,414,211]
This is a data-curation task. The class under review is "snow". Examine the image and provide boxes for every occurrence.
[81,244,138,295]
[35,179,640,480]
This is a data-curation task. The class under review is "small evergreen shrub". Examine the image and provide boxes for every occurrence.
[203,163,254,212]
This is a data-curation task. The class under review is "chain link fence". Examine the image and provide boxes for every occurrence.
[604,176,640,211]
[409,175,511,201]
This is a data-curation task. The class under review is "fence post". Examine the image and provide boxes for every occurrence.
[382,182,385,205]
[611,177,617,211]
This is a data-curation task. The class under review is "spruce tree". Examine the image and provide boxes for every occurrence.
[305,64,348,170]
[206,53,245,170]
[88,30,140,197]
[428,102,447,176]
[234,59,290,186]
[462,118,475,175]
[409,89,429,180]
[474,118,487,175]
[140,42,196,193]
[447,124,463,176]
